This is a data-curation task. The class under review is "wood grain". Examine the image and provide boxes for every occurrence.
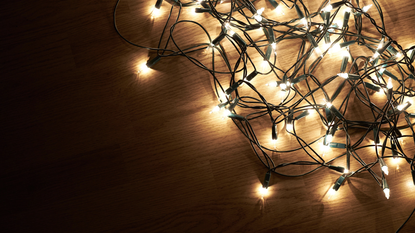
[1,0,415,232]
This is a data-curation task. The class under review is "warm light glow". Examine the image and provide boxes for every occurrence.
[259,187,268,196]
[344,169,349,174]
[362,4,373,13]
[325,102,332,108]
[387,78,393,89]
[138,63,150,73]
[328,188,336,199]
[338,73,348,79]
[383,188,390,199]
[286,122,293,132]
[261,60,269,71]
[314,47,323,58]
[223,109,231,117]
[210,105,220,114]
[323,5,333,12]
[152,8,161,18]
[342,49,350,58]
[274,5,284,15]
[253,8,265,22]
[382,165,389,175]
[279,83,287,90]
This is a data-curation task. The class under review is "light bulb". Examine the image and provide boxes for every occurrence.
[152,8,160,18]
[370,52,380,61]
[253,7,265,21]
[314,47,323,58]
[328,188,336,199]
[325,102,332,108]
[274,5,284,15]
[286,121,293,132]
[138,63,150,73]
[324,134,333,145]
[271,42,277,55]
[323,4,333,12]
[280,83,287,90]
[383,188,390,199]
[301,18,308,28]
[210,105,220,114]
[267,81,278,87]
[344,169,349,174]
[387,78,393,89]
[362,4,372,12]
[259,186,268,196]
[342,50,350,58]
[338,73,348,79]
[382,165,389,175]
[223,109,231,117]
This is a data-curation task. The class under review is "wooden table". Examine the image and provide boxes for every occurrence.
[2,0,415,232]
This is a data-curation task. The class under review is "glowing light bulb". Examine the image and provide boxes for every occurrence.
[314,47,323,58]
[344,169,349,174]
[342,50,350,58]
[382,165,389,175]
[274,5,284,15]
[138,63,150,73]
[261,60,269,71]
[301,18,308,28]
[325,102,332,108]
[362,4,372,12]
[383,188,390,199]
[259,187,268,196]
[323,5,333,12]
[253,8,265,22]
[210,105,220,114]
[338,73,348,79]
[152,8,160,18]
[271,42,277,55]
[387,78,393,89]
[279,83,287,90]
[328,188,336,199]
[223,109,231,117]
[286,121,293,132]
[344,7,351,13]
[267,81,278,87]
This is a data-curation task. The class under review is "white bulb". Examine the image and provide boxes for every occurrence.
[267,82,278,87]
[344,169,349,174]
[274,5,284,15]
[342,50,350,58]
[259,187,268,196]
[328,187,336,199]
[338,73,348,79]
[210,106,220,114]
[280,83,287,90]
[257,7,265,16]
[138,63,150,73]
[314,47,323,58]
[324,5,333,12]
[382,165,389,175]
[362,4,372,12]
[253,15,263,22]
[301,18,308,28]
[152,8,160,18]
[325,102,332,108]
[397,103,407,111]
[344,7,351,13]
[387,78,393,89]
[286,122,293,132]
[223,109,231,117]
[383,188,390,199]
[271,42,277,51]
[325,134,333,145]
[228,30,235,36]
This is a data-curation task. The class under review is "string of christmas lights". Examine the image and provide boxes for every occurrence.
[114,0,415,203]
